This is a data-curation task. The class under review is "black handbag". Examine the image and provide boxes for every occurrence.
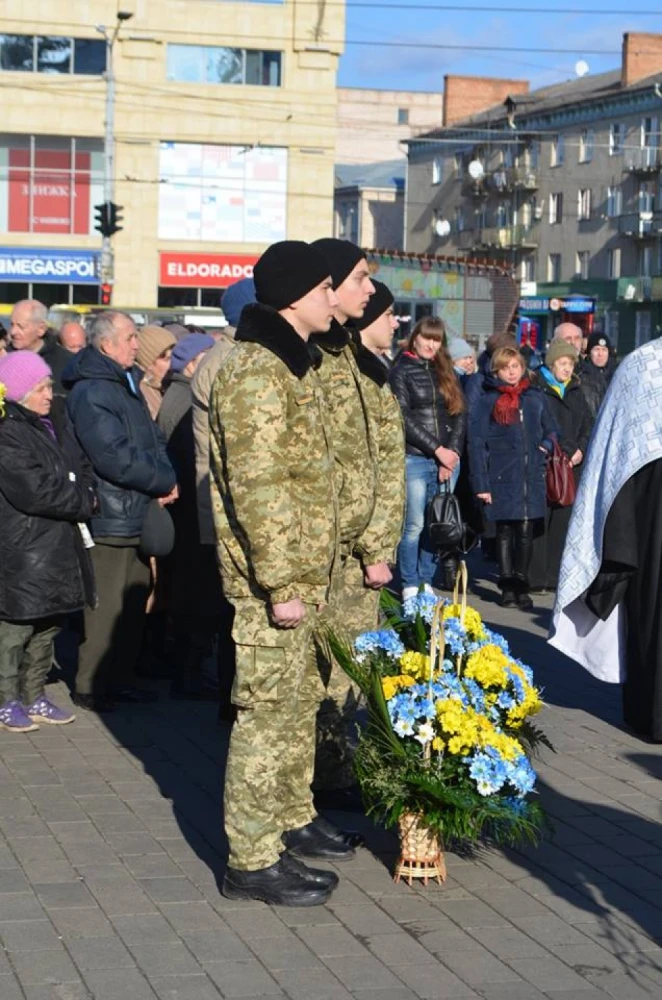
[425,482,465,552]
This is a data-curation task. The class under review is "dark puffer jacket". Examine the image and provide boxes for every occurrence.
[533,370,593,480]
[389,351,466,458]
[579,356,618,420]
[0,399,97,620]
[65,347,176,538]
[468,376,557,522]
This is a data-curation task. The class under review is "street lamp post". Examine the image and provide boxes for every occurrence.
[96,11,133,291]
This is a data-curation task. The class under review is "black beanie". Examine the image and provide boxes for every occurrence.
[312,238,366,289]
[586,331,611,353]
[253,241,331,310]
[355,280,394,331]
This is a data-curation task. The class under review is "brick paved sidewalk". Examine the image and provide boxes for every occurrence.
[1,563,662,1000]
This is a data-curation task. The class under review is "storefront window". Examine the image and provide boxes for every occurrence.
[158,141,287,243]
[0,134,103,235]
[0,282,98,307]
[158,287,200,308]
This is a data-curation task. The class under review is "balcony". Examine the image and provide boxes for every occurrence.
[474,224,539,249]
[618,211,662,238]
[617,276,652,301]
[490,166,539,192]
[461,177,487,198]
[624,147,661,173]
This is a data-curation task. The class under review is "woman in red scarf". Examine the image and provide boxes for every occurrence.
[468,346,557,609]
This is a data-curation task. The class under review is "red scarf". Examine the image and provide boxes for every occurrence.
[492,379,530,426]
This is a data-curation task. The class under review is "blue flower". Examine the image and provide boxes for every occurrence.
[402,591,443,624]
[354,629,405,661]
[505,755,537,797]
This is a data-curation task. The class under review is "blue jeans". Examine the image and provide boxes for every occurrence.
[397,455,460,589]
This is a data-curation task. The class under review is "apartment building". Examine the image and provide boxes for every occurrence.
[405,34,662,352]
[0,0,345,307]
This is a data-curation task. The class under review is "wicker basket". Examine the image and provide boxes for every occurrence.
[394,812,447,886]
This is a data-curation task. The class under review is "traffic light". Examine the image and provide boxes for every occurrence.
[100,283,112,306]
[94,201,124,238]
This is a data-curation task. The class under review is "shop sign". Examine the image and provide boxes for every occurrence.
[550,296,595,314]
[160,252,258,287]
[519,297,549,312]
[0,247,99,284]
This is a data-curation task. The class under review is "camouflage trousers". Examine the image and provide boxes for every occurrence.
[0,618,61,706]
[313,553,380,791]
[223,598,325,871]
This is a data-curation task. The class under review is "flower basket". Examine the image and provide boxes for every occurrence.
[394,812,447,886]
[322,562,552,889]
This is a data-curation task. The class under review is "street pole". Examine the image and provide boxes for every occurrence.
[97,12,132,293]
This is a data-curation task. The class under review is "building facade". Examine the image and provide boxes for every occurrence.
[334,161,405,249]
[336,88,442,164]
[405,34,662,353]
[0,0,345,308]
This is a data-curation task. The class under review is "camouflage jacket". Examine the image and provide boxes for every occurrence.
[352,336,406,564]
[311,321,403,565]
[209,304,337,605]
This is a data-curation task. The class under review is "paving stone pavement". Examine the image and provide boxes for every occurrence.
[1,561,662,1000]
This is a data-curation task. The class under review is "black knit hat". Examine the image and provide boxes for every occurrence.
[355,280,394,331]
[312,238,367,289]
[586,331,611,353]
[253,241,331,310]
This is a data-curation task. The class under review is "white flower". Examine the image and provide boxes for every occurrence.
[414,722,435,745]
[393,718,415,737]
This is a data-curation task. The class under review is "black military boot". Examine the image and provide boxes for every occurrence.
[283,818,356,861]
[280,851,339,890]
[513,520,534,610]
[222,858,333,906]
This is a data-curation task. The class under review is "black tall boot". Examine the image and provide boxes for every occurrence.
[513,520,534,610]
[496,522,517,607]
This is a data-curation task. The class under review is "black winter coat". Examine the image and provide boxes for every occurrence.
[533,370,593,476]
[468,376,557,522]
[579,357,617,420]
[65,347,176,538]
[0,399,97,621]
[389,352,466,458]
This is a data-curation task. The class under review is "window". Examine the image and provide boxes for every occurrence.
[0,34,106,75]
[575,251,590,279]
[641,116,659,149]
[476,204,487,229]
[579,129,594,163]
[549,192,563,224]
[0,133,103,235]
[607,247,621,279]
[551,134,565,166]
[453,153,463,178]
[604,310,619,348]
[548,253,562,283]
[609,123,624,155]
[496,202,511,227]
[639,180,656,213]
[397,108,409,125]
[158,141,287,242]
[432,156,443,185]
[527,141,540,169]
[639,246,653,278]
[635,310,652,347]
[337,203,358,243]
[167,44,282,86]
[577,189,592,221]
[606,185,622,219]
[520,255,536,282]
[454,206,465,232]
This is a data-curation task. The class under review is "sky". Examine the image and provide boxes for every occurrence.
[335,0,662,93]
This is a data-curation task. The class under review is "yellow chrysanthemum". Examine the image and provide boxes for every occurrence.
[381,674,417,700]
[442,604,486,639]
[465,645,510,689]
[399,650,431,681]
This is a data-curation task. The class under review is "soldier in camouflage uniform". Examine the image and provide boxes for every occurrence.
[310,241,406,797]
[209,241,357,907]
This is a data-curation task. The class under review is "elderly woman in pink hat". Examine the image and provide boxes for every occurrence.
[0,351,97,733]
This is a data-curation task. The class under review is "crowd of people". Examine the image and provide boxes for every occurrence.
[0,241,621,905]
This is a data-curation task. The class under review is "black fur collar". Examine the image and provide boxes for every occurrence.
[235,303,317,379]
[349,328,389,387]
[310,318,351,354]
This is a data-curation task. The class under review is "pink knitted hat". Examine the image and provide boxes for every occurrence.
[0,351,52,402]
